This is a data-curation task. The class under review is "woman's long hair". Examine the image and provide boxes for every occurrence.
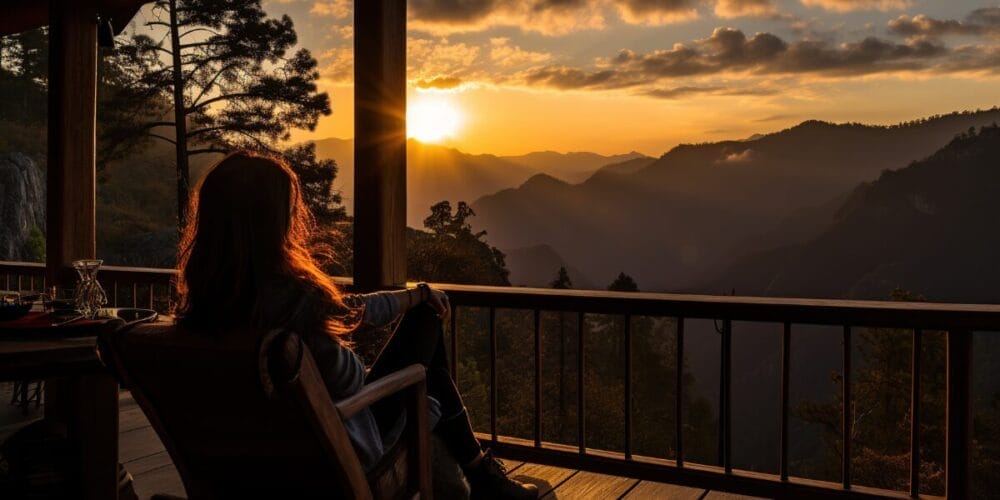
[174,152,357,342]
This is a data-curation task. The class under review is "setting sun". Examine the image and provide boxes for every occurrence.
[407,95,464,143]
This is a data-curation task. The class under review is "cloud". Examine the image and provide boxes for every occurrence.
[408,0,606,35]
[888,8,1000,39]
[408,38,481,75]
[714,0,777,18]
[719,149,755,163]
[414,76,465,89]
[520,26,973,92]
[318,47,353,83]
[643,85,777,98]
[615,0,701,24]
[800,0,910,13]
[490,38,554,67]
[309,0,350,18]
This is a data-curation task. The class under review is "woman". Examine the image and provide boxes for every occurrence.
[174,152,536,499]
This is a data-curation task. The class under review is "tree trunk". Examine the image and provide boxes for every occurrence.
[168,0,190,229]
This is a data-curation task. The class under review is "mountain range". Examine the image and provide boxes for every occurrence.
[711,124,1000,303]
[310,137,647,228]
[470,109,1000,294]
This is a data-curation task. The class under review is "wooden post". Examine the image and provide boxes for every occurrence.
[353,0,407,292]
[45,3,118,499]
[946,330,972,499]
[46,0,98,286]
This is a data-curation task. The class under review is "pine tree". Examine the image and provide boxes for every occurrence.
[116,0,334,225]
[608,272,639,292]
[550,267,573,289]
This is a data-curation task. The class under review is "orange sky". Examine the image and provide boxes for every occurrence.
[274,1,1000,156]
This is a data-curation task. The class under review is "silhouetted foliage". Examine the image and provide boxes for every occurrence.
[550,267,572,289]
[608,272,639,292]
[114,0,334,223]
[408,201,510,286]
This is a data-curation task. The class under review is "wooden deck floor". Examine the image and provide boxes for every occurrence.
[118,393,765,499]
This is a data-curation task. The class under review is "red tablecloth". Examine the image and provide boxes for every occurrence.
[0,312,123,338]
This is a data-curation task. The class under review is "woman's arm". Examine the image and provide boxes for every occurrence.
[344,284,450,329]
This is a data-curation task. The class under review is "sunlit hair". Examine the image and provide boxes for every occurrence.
[174,151,358,341]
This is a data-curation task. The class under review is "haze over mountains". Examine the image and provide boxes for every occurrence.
[311,137,647,228]
[471,109,1000,296]
[713,125,1000,303]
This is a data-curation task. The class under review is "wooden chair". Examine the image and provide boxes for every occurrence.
[98,322,432,500]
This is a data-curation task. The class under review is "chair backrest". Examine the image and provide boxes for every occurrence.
[100,322,374,499]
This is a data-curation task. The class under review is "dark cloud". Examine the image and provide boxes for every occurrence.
[521,26,969,91]
[414,76,465,89]
[524,67,634,89]
[645,85,724,98]
[532,0,586,9]
[408,0,500,23]
[409,0,704,27]
[643,85,777,98]
[715,0,777,18]
[616,0,701,15]
[888,8,1000,38]
[753,114,796,122]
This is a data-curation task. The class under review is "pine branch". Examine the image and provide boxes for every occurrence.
[188,63,239,109]
[148,132,177,145]
[178,40,223,50]
[185,125,229,138]
[140,121,176,130]
[185,92,253,113]
[178,27,222,39]
[188,148,229,155]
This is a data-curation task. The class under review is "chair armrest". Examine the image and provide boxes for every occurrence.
[335,364,426,419]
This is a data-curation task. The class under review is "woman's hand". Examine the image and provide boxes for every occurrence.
[418,284,451,321]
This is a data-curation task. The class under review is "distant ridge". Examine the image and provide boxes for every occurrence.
[710,125,1000,303]
[308,137,649,227]
[471,108,1000,291]
[503,244,594,289]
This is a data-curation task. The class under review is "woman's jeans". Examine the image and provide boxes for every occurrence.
[366,303,482,465]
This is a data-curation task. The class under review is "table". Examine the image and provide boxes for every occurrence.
[0,314,126,500]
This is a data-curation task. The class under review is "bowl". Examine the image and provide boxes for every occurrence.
[0,302,32,321]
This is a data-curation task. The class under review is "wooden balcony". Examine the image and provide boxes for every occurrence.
[112,391,757,499]
[2,261,991,498]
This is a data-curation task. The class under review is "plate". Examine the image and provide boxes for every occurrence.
[0,303,32,321]
[99,308,158,325]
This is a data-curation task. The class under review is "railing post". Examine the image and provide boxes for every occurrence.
[947,330,972,499]
[780,322,791,482]
[843,325,852,490]
[624,314,632,460]
[578,311,586,454]
[676,317,685,467]
[534,309,542,448]
[720,319,732,472]
[910,329,922,497]
[489,307,497,443]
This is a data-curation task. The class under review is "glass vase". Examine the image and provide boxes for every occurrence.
[73,259,108,319]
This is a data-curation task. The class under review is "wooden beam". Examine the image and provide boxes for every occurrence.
[353,0,407,292]
[46,0,98,287]
[43,6,118,500]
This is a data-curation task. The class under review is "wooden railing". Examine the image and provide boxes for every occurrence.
[437,284,996,499]
[3,261,994,499]
[0,261,174,311]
